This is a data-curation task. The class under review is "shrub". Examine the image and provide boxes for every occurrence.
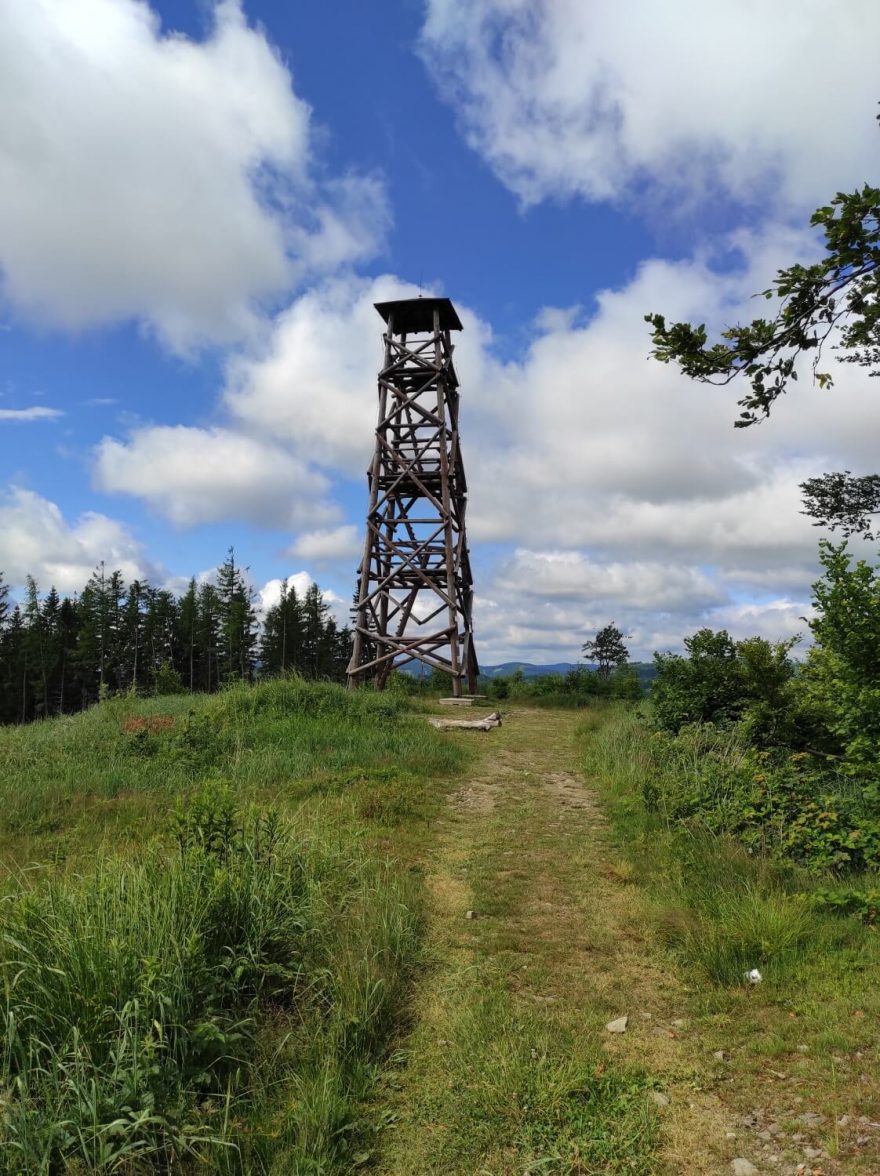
[651,629,802,743]
[812,886,880,923]
[641,725,880,874]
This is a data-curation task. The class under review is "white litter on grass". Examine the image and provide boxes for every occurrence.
[745,968,763,985]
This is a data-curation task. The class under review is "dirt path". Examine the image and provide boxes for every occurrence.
[373,707,738,1175]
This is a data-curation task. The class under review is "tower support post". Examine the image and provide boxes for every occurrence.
[347,297,478,693]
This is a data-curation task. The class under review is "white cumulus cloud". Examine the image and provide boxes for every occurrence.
[288,525,361,566]
[94,425,336,528]
[420,0,880,213]
[224,274,423,473]
[0,0,388,351]
[0,486,152,593]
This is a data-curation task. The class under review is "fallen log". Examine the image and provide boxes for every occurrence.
[427,711,502,732]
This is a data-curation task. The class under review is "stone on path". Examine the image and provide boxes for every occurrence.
[650,1091,669,1107]
[731,1160,759,1176]
[606,1015,628,1034]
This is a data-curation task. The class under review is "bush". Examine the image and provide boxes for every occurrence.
[641,724,880,873]
[651,629,802,743]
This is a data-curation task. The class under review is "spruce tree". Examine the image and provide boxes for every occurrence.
[24,577,49,717]
[196,582,222,692]
[121,580,147,692]
[5,607,28,723]
[41,587,63,715]
[261,578,303,676]
[177,578,199,691]
[216,549,257,682]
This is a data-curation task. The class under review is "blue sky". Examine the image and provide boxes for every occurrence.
[2,0,879,661]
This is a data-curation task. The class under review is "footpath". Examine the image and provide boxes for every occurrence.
[372,707,742,1175]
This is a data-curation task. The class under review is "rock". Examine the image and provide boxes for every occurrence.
[672,1017,687,1028]
[799,1112,824,1125]
[802,1147,823,1159]
[650,1091,670,1107]
[465,910,476,920]
[838,1115,850,1127]
[714,1049,730,1061]
[731,1160,759,1175]
[606,1015,628,1034]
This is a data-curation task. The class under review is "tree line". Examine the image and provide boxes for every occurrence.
[0,550,351,724]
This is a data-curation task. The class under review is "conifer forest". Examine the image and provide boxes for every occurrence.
[0,552,350,724]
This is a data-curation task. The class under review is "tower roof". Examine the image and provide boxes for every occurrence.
[374,296,463,334]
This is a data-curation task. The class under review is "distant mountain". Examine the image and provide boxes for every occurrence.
[479,661,658,687]
[399,659,657,687]
[479,661,578,678]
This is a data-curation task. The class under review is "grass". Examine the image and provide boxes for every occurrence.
[0,678,463,867]
[0,678,467,1173]
[2,795,421,1172]
[583,704,880,1172]
[374,705,660,1175]
[12,684,880,1172]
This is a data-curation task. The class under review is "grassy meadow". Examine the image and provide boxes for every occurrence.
[0,679,466,1173]
[4,683,880,1173]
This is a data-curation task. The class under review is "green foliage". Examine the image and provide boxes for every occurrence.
[647,166,880,535]
[153,660,184,696]
[0,776,423,1172]
[807,541,880,795]
[651,628,804,743]
[482,663,643,708]
[584,709,880,1000]
[812,886,880,923]
[582,621,629,678]
[638,546,880,878]
[646,186,880,420]
[643,727,880,873]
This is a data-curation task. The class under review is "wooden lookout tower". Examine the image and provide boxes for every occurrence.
[347,297,478,695]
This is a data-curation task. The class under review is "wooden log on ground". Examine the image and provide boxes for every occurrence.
[427,711,502,732]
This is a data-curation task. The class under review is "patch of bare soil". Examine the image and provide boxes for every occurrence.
[122,714,175,734]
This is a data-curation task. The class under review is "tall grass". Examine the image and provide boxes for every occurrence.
[0,678,464,1172]
[0,677,464,847]
[581,707,867,986]
[0,785,420,1172]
